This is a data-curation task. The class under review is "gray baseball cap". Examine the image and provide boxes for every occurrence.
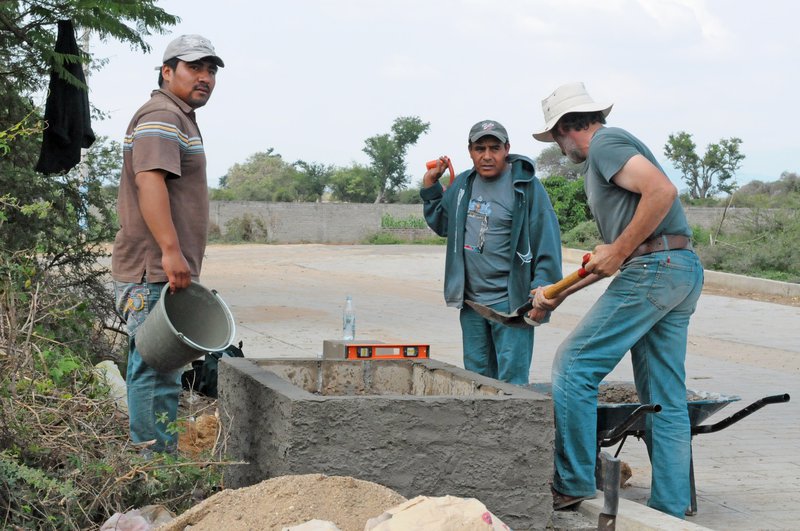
[468,120,509,143]
[162,34,225,67]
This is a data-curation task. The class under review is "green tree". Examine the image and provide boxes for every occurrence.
[1,1,178,94]
[540,175,592,232]
[732,171,800,209]
[663,131,745,200]
[221,148,301,201]
[293,160,334,202]
[363,116,430,203]
[86,135,123,199]
[536,144,583,180]
[778,171,800,194]
[394,185,423,204]
[329,163,378,203]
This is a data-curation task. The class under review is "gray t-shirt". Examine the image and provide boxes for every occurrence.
[586,127,691,243]
[464,166,515,304]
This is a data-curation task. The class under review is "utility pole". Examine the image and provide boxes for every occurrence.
[78,27,90,228]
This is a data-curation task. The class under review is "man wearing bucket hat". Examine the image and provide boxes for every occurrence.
[420,120,563,385]
[111,34,224,453]
[530,82,703,517]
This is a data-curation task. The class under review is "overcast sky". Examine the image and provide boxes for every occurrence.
[86,0,799,190]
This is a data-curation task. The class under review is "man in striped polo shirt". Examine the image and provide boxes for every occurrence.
[112,35,224,454]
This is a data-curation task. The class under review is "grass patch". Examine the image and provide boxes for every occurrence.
[365,231,445,245]
[380,213,428,229]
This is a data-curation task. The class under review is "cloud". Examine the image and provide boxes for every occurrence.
[379,54,441,81]
[637,0,732,54]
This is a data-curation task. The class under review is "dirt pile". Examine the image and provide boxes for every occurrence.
[177,414,219,457]
[598,382,703,404]
[157,474,407,531]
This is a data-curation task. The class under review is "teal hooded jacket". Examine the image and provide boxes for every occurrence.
[421,154,563,311]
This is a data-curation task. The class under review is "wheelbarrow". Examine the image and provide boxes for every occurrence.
[528,382,791,516]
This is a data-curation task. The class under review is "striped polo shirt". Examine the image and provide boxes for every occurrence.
[112,89,209,283]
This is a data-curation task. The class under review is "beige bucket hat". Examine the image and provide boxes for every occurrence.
[532,82,613,142]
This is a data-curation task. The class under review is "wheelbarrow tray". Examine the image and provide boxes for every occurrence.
[595,382,740,433]
[525,381,741,433]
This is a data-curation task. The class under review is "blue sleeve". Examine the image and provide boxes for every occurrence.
[529,179,563,289]
[420,182,448,237]
[420,170,470,237]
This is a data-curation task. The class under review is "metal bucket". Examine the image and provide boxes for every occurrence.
[136,283,236,372]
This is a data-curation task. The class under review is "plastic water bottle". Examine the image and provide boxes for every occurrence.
[342,295,355,340]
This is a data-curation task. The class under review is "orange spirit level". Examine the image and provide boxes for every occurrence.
[345,343,429,360]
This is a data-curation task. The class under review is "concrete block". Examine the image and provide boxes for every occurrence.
[579,493,715,531]
[219,357,555,529]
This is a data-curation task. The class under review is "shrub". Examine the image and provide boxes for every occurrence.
[561,220,602,250]
[690,224,713,247]
[0,251,228,529]
[207,221,222,242]
[223,214,269,243]
[380,213,427,229]
[695,209,800,282]
[541,175,592,232]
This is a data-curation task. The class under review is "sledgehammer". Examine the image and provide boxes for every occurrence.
[425,156,456,189]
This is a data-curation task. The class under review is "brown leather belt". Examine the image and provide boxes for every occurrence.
[627,234,692,261]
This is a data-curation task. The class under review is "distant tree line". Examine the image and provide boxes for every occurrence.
[210,116,430,204]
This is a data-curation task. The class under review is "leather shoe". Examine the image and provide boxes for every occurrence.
[552,487,595,510]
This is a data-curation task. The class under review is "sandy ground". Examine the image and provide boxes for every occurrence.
[194,244,799,530]
[197,244,799,375]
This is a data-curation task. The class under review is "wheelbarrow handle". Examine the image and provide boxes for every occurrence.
[692,393,790,435]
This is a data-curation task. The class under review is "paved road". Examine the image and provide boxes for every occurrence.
[201,244,799,530]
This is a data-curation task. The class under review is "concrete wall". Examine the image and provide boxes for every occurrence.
[561,248,800,298]
[219,357,555,530]
[209,201,431,244]
[210,201,774,244]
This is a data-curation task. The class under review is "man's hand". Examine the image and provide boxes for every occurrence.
[529,284,565,323]
[530,285,564,316]
[526,300,549,324]
[584,244,626,278]
[422,156,449,188]
[161,248,192,293]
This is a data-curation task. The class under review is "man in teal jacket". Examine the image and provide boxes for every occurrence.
[421,120,562,384]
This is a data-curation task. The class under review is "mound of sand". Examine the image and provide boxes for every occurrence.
[157,474,407,531]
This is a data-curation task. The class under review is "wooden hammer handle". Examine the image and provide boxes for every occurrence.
[542,253,592,299]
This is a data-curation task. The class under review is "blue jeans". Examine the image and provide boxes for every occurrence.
[460,300,535,385]
[114,281,181,452]
[551,250,703,518]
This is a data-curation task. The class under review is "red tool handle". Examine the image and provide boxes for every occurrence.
[542,253,592,299]
[426,156,455,189]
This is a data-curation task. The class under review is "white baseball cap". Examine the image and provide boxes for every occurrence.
[162,34,224,67]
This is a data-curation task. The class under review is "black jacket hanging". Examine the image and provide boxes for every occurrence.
[35,19,96,175]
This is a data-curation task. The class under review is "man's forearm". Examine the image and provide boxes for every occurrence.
[135,170,180,254]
